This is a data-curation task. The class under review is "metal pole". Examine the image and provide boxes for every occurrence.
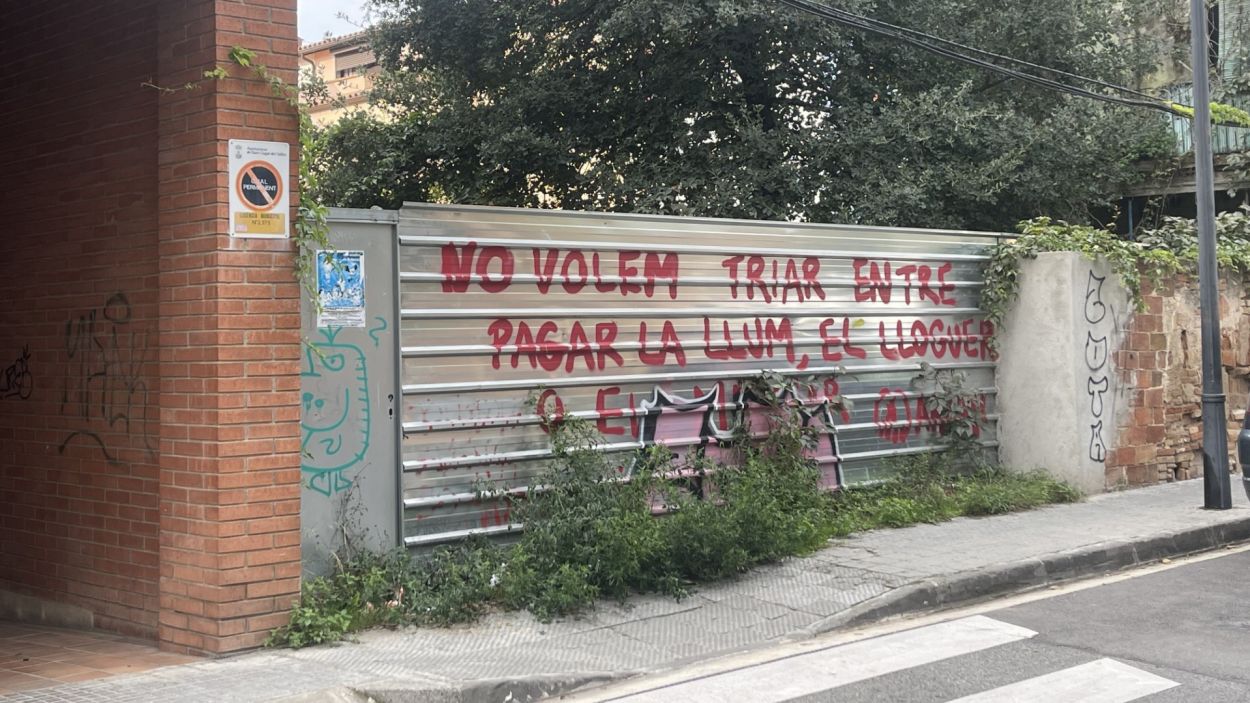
[1189,0,1233,509]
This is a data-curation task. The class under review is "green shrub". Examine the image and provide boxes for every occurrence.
[865,497,926,527]
[502,558,599,623]
[716,448,834,561]
[662,494,752,582]
[406,537,505,625]
[505,423,678,614]
[955,468,1082,516]
[266,374,1083,649]
[266,578,354,649]
[823,453,1083,536]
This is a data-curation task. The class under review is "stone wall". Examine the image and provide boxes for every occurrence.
[998,253,1250,492]
[1106,271,1250,488]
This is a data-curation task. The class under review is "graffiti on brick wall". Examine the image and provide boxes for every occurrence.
[59,292,156,465]
[0,345,33,400]
[1084,271,1111,462]
[301,327,372,496]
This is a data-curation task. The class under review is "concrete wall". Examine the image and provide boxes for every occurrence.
[999,251,1250,493]
[997,253,1133,494]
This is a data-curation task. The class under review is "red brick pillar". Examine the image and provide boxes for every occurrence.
[156,0,302,654]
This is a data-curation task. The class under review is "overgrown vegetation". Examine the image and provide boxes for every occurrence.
[829,453,1080,536]
[1135,206,1250,271]
[267,372,1081,649]
[980,206,1250,337]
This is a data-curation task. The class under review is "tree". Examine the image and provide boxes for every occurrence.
[312,0,1177,231]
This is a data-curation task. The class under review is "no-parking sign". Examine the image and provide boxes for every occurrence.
[229,139,290,238]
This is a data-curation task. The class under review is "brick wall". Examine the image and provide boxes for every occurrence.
[0,1,163,639]
[0,0,302,654]
[1107,273,1249,488]
[155,0,302,654]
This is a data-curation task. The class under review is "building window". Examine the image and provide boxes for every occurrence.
[334,48,377,79]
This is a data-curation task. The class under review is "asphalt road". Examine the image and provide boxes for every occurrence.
[576,547,1250,702]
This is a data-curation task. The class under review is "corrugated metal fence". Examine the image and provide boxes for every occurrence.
[395,205,1010,545]
[389,204,1009,547]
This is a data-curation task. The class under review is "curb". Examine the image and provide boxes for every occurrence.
[356,673,628,703]
[795,516,1250,638]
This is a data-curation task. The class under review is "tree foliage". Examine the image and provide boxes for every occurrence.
[311,0,1176,231]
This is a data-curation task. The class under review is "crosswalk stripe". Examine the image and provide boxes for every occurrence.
[946,658,1180,703]
[603,615,1037,703]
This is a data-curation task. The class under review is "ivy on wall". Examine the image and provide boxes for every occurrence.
[228,47,333,306]
[145,48,332,307]
[980,206,1250,341]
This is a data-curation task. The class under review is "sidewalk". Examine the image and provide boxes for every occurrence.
[4,479,1249,703]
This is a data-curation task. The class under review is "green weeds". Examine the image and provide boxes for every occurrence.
[266,376,1080,649]
[827,452,1081,538]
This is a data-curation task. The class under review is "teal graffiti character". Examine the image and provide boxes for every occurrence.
[301,328,370,496]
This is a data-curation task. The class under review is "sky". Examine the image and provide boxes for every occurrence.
[298,0,370,43]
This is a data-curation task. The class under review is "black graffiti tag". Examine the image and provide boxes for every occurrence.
[0,345,33,400]
[1084,272,1110,463]
[1083,271,1107,325]
[59,293,156,465]
[635,380,846,490]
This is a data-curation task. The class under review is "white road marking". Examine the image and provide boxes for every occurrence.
[947,658,1179,702]
[575,546,1250,702]
[603,615,1036,703]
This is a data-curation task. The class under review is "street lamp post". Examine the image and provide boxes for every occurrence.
[1189,0,1233,509]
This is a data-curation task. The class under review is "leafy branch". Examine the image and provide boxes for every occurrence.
[227,46,333,307]
[980,208,1250,345]
[141,66,230,94]
[1168,101,1250,129]
[911,362,985,459]
[979,218,1178,343]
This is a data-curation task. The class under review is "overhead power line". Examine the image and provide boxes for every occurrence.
[774,0,1244,126]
